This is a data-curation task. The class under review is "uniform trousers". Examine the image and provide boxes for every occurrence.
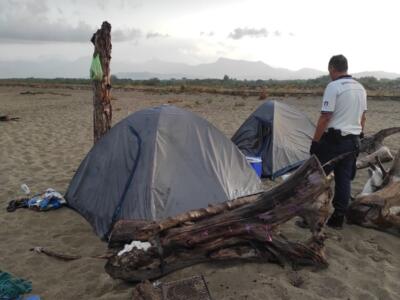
[315,133,360,216]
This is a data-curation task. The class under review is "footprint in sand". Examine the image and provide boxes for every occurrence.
[314,276,349,298]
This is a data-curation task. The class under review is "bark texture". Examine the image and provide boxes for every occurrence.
[357,127,400,169]
[105,156,334,282]
[348,149,400,230]
[92,21,112,143]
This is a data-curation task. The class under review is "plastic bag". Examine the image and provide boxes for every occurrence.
[90,54,103,81]
[21,183,31,195]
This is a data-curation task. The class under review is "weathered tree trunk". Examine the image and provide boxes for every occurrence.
[105,156,334,282]
[92,21,112,143]
[348,149,400,229]
[356,127,400,169]
[360,127,400,154]
[108,195,261,248]
[356,146,393,169]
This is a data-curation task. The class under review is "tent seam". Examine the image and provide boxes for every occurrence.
[148,107,163,220]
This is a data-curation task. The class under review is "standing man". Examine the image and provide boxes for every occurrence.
[310,54,367,229]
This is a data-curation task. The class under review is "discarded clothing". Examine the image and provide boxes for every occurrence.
[6,199,29,212]
[7,189,66,212]
[0,270,32,300]
[27,189,66,211]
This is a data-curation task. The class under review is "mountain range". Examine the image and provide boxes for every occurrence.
[1,57,399,80]
[116,58,327,80]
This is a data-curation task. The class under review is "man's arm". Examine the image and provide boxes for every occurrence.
[313,112,332,142]
[361,111,366,132]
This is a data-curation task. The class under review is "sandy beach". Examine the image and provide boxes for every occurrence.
[1,85,400,299]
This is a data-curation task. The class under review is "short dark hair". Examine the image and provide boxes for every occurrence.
[328,55,348,72]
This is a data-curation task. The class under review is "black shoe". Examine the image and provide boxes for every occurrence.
[327,214,344,230]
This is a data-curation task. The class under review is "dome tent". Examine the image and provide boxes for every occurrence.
[232,100,315,179]
[66,105,262,239]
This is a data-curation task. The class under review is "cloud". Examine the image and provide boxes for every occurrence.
[0,16,140,43]
[200,31,214,37]
[0,0,48,17]
[0,19,94,42]
[0,19,141,43]
[228,28,268,40]
[274,30,281,37]
[117,0,142,10]
[0,0,141,43]
[96,0,142,10]
[146,32,169,39]
[96,0,107,10]
[0,1,89,42]
[25,0,49,15]
[114,28,142,42]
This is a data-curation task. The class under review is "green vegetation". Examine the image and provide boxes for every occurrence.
[1,75,399,96]
[109,75,333,90]
[107,75,400,93]
[0,77,91,85]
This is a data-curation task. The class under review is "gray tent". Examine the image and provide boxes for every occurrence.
[66,105,261,238]
[232,100,315,178]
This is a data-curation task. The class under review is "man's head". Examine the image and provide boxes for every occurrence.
[328,54,348,80]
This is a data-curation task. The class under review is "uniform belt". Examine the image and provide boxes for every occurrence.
[339,134,359,140]
[323,128,359,141]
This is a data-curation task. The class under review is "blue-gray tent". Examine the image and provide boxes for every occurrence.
[232,100,315,178]
[66,105,262,239]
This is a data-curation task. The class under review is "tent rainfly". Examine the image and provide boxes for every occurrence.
[231,100,315,179]
[66,105,262,239]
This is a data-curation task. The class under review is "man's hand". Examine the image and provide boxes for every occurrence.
[310,140,320,155]
[359,132,364,139]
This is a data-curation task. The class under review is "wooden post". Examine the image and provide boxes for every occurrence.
[91,21,112,143]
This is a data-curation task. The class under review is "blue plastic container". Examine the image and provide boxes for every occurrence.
[246,156,262,177]
[22,296,41,300]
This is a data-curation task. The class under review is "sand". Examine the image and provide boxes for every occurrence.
[1,85,399,300]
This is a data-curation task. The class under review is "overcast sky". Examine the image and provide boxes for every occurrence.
[1,0,400,74]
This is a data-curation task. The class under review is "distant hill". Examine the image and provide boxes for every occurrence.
[116,58,326,80]
[0,57,90,78]
[1,56,399,80]
[353,71,400,80]
[116,71,191,80]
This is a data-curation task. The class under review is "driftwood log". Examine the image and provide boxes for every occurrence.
[348,149,400,230]
[108,195,261,249]
[91,21,112,143]
[357,127,400,169]
[105,156,334,282]
[0,115,19,122]
[356,146,393,169]
[30,247,81,261]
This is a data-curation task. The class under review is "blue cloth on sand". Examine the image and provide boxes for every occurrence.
[27,188,66,211]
